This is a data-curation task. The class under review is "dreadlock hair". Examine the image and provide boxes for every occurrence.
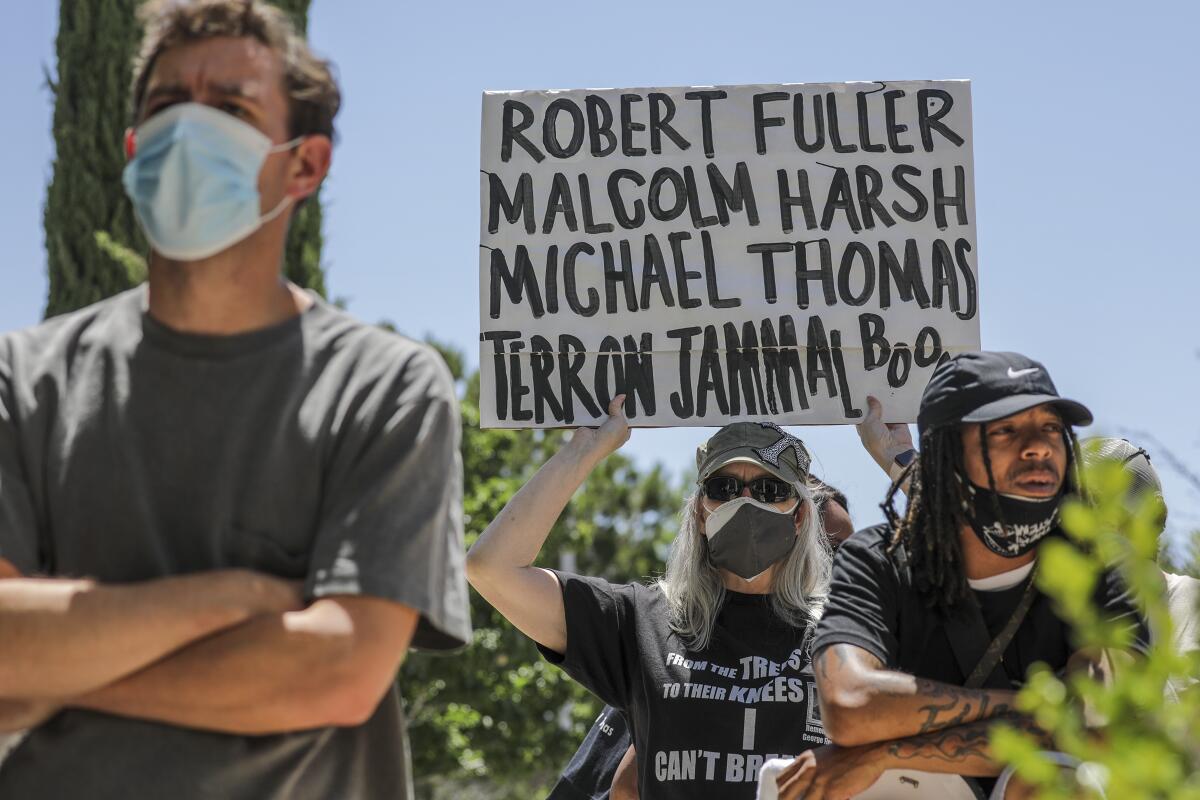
[882,421,1080,616]
[882,426,970,614]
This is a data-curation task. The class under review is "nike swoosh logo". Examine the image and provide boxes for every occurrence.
[1007,367,1039,378]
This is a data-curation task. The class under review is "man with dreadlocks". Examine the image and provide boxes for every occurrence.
[769,351,1149,799]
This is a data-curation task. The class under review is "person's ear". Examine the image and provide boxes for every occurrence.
[284,134,332,201]
[124,127,136,161]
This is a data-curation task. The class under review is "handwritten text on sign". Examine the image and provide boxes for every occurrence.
[479,81,979,428]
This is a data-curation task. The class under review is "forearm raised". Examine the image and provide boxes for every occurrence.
[466,433,609,653]
[0,570,296,699]
[468,401,628,654]
[468,435,600,571]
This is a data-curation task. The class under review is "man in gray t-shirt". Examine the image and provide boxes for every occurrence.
[0,2,470,798]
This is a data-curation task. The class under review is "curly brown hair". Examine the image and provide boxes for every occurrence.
[130,0,341,140]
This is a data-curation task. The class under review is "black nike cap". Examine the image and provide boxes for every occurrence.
[917,351,1093,436]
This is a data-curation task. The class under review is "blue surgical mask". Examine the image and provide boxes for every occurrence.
[122,103,303,261]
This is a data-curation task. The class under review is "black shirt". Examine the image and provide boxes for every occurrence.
[539,571,828,799]
[545,706,631,800]
[813,524,1150,689]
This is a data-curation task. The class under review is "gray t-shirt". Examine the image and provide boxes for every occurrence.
[0,286,471,799]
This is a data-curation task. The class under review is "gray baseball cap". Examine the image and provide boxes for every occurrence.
[1081,437,1167,534]
[696,422,811,488]
[1082,437,1163,497]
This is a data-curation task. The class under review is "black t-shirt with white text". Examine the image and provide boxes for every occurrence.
[813,524,1150,688]
[538,571,828,800]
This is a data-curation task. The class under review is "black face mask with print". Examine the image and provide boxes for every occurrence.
[960,478,1063,558]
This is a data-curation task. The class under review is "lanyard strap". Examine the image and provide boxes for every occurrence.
[964,570,1039,689]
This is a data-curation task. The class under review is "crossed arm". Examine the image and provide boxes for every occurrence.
[765,643,1045,798]
[773,713,1047,799]
[813,643,1019,748]
[0,558,418,735]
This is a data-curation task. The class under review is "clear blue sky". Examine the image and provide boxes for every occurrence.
[2,0,1198,551]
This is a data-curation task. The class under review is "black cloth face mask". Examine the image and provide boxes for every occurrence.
[960,478,1062,558]
[703,497,799,580]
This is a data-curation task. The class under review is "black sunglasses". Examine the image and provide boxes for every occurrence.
[702,475,797,504]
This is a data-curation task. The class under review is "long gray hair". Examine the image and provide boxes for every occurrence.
[653,483,832,651]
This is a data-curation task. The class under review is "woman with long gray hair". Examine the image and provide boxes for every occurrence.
[467,397,833,800]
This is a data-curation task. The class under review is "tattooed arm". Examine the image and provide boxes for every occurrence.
[882,713,1048,770]
[813,643,1018,747]
[774,716,1048,800]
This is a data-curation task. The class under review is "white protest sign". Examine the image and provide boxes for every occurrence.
[479,80,978,428]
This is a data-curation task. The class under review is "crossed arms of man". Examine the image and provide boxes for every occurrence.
[0,556,418,735]
[0,341,466,739]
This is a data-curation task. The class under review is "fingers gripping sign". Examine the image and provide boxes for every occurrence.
[855,396,916,482]
[570,394,632,459]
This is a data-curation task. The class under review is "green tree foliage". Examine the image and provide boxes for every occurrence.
[45,0,147,316]
[992,444,1200,798]
[405,343,683,799]
[45,0,326,318]
[283,200,327,297]
[268,0,327,296]
[269,0,310,28]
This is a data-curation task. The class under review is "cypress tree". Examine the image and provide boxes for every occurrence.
[44,0,146,317]
[44,0,326,318]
